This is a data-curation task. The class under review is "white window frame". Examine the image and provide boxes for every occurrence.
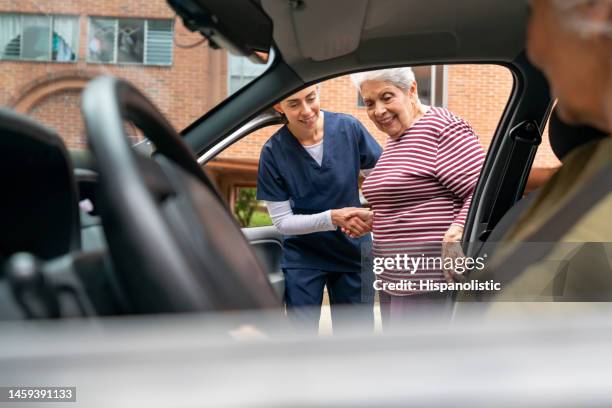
[0,13,79,63]
[87,17,173,66]
[430,65,448,107]
[226,49,275,95]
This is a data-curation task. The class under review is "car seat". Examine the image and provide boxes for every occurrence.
[0,110,81,319]
[477,108,607,258]
[0,110,81,260]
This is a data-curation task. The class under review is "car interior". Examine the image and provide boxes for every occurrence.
[0,0,607,320]
[3,0,612,406]
[476,108,608,267]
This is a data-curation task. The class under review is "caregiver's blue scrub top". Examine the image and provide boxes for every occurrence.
[256,111,382,272]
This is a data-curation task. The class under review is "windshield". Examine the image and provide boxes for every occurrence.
[0,1,273,149]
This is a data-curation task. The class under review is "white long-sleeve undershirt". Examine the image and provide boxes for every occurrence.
[264,141,373,235]
[266,201,335,235]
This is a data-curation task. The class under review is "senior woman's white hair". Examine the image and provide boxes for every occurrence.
[350,67,416,91]
[553,0,612,37]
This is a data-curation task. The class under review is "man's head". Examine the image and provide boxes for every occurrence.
[526,0,612,132]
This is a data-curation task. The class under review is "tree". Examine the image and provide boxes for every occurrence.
[234,187,258,227]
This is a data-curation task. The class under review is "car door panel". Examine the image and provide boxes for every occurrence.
[242,226,284,299]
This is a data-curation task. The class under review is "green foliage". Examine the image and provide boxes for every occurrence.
[234,187,258,227]
[233,187,273,227]
[250,210,272,227]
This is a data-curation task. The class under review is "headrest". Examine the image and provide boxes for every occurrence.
[549,107,607,162]
[0,109,81,260]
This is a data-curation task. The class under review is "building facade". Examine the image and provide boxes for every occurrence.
[0,0,559,213]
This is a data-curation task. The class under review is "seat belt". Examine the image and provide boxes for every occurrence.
[486,162,612,294]
[480,120,542,242]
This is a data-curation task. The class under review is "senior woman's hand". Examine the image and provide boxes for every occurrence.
[331,207,371,237]
[341,209,373,238]
[442,225,467,283]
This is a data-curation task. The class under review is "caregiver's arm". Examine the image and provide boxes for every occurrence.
[266,201,368,235]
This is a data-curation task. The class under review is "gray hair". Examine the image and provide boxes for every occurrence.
[350,67,416,91]
[552,0,612,37]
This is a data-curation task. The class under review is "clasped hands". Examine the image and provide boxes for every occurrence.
[331,209,467,283]
[331,207,373,238]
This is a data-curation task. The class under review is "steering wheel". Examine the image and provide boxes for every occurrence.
[81,76,280,313]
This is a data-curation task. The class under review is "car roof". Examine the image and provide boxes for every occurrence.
[262,0,527,80]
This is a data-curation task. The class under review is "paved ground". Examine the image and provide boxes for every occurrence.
[318,289,382,335]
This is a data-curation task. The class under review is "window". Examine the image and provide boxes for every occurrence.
[87,17,173,65]
[227,51,273,95]
[357,65,447,107]
[414,65,446,107]
[0,14,78,62]
[357,92,366,107]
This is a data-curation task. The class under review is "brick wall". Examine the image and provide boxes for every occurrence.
[0,1,559,168]
[0,0,226,148]
[447,65,560,168]
[0,0,172,16]
[29,89,85,147]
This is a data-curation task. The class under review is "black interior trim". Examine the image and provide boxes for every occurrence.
[0,109,81,260]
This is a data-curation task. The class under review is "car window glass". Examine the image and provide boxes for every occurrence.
[205,64,562,228]
[205,124,281,228]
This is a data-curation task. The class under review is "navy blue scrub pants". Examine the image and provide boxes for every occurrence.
[283,268,374,333]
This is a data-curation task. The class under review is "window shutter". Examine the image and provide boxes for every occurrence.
[145,20,173,65]
[3,36,20,58]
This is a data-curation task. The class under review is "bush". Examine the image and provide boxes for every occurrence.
[249,210,272,227]
[234,187,258,227]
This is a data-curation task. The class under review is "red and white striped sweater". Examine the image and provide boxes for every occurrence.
[362,107,486,294]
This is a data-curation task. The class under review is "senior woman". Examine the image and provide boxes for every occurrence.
[348,67,485,326]
[457,0,611,301]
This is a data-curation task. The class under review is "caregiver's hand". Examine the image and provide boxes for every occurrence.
[331,208,371,237]
[442,224,466,283]
[342,209,373,238]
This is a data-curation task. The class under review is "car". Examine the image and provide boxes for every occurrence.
[0,0,610,405]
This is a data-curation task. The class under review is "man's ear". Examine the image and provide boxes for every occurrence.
[273,103,284,114]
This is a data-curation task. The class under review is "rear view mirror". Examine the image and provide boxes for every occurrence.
[167,0,273,63]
